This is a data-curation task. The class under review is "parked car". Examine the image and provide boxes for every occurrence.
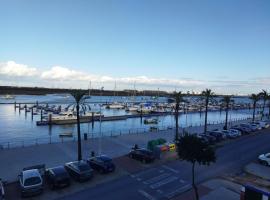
[196,134,210,144]
[87,155,115,174]
[231,126,252,135]
[240,123,256,132]
[229,129,242,137]
[65,161,93,182]
[197,134,217,144]
[258,153,270,166]
[221,130,238,139]
[249,123,262,130]
[0,179,5,200]
[128,149,155,163]
[208,131,224,141]
[254,121,270,129]
[18,169,43,197]
[45,166,70,189]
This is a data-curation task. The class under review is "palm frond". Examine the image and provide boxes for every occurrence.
[70,90,86,104]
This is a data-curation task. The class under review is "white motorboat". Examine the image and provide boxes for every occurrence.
[2,94,15,99]
[108,103,125,109]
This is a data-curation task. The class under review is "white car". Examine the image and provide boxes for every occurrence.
[229,129,242,137]
[255,121,270,129]
[258,153,270,166]
[221,130,238,138]
[18,169,43,197]
[249,123,262,130]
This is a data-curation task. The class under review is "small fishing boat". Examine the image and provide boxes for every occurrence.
[59,132,73,137]
[144,118,158,124]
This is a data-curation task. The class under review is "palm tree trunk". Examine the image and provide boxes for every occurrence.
[175,108,179,140]
[252,102,256,122]
[76,103,82,161]
[192,162,199,200]
[225,102,229,130]
[204,98,209,134]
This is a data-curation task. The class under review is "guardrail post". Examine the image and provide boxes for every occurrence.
[8,142,10,149]
[49,136,51,144]
[36,139,38,145]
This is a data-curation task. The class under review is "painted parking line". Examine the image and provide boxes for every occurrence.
[143,173,171,185]
[162,165,179,174]
[138,190,156,200]
[132,168,157,178]
[165,184,192,199]
[150,176,179,189]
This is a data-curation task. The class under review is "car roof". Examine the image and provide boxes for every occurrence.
[96,155,112,161]
[22,169,41,179]
[67,160,87,166]
[48,166,66,174]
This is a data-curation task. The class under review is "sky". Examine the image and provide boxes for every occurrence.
[0,0,270,95]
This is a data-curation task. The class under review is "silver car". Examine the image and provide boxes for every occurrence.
[18,169,43,197]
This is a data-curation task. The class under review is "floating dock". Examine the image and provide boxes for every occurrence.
[36,112,173,126]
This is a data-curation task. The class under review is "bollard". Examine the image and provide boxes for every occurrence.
[84,133,88,141]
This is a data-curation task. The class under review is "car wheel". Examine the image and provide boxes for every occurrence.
[263,161,269,166]
[142,159,146,164]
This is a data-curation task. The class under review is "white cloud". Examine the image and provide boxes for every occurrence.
[40,66,204,87]
[2,61,269,94]
[0,61,38,77]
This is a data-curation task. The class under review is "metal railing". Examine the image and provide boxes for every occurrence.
[0,116,257,149]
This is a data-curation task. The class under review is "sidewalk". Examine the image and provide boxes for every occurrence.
[0,119,250,182]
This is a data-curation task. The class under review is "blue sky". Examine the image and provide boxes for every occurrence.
[0,0,270,94]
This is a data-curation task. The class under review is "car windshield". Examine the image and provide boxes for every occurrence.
[77,164,90,172]
[24,177,41,186]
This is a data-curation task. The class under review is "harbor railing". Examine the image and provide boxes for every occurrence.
[0,116,257,149]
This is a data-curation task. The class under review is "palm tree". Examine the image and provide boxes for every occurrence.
[221,95,234,130]
[173,92,185,141]
[249,93,260,122]
[70,89,86,161]
[201,89,214,134]
[260,90,269,120]
[176,134,216,200]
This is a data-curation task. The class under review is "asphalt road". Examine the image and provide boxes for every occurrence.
[59,129,270,200]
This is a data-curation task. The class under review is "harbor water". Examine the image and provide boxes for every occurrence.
[0,94,266,147]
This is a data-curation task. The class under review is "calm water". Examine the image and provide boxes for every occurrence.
[0,94,265,146]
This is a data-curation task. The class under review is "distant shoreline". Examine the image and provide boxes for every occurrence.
[0,86,248,98]
[0,85,171,97]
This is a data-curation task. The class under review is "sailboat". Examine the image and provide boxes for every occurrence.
[84,81,92,99]
[108,81,125,109]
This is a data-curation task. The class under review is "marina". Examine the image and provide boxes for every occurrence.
[0,94,267,147]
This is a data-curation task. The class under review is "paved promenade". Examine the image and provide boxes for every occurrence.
[0,119,251,182]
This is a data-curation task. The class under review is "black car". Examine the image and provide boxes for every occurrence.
[65,161,93,182]
[87,155,115,174]
[128,149,155,163]
[45,166,70,189]
[198,134,217,144]
[207,131,223,142]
